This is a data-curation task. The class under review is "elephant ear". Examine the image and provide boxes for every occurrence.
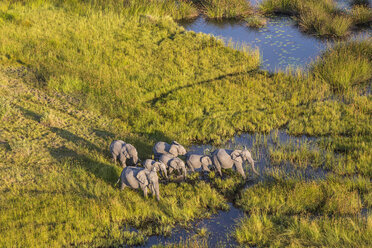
[169,145,178,157]
[136,170,149,187]
[121,147,131,159]
[201,156,211,165]
[231,150,242,161]
[169,159,178,169]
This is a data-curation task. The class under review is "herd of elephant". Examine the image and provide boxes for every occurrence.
[111,140,260,201]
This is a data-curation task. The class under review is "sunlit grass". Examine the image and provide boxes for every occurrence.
[260,0,361,37]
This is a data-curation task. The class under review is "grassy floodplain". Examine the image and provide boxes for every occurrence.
[0,0,371,247]
[259,0,372,37]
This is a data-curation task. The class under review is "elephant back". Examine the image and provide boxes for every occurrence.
[110,140,126,155]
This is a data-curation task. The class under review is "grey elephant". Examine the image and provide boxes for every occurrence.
[109,140,139,168]
[159,154,187,179]
[211,148,259,179]
[143,159,168,179]
[117,166,160,201]
[153,141,187,159]
[186,154,213,173]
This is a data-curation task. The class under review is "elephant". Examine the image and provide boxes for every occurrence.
[143,159,168,179]
[109,140,139,168]
[153,141,187,159]
[211,148,259,179]
[117,166,160,201]
[159,154,187,179]
[186,154,213,173]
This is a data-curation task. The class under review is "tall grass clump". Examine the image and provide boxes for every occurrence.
[310,40,372,93]
[200,0,253,19]
[260,0,354,37]
[351,4,372,26]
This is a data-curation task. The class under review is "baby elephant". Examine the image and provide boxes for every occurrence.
[143,159,168,179]
[118,166,160,201]
[159,154,187,179]
[110,140,139,168]
[186,154,213,173]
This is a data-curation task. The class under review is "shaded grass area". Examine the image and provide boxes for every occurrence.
[259,0,371,37]
[0,0,371,247]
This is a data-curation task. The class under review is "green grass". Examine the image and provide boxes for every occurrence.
[245,15,268,28]
[260,0,357,37]
[0,0,371,247]
[235,212,372,247]
[198,0,253,19]
[351,4,372,26]
[310,40,372,92]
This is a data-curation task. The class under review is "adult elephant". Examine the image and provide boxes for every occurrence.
[153,141,187,159]
[143,159,168,179]
[159,154,187,179]
[117,166,160,201]
[211,148,259,179]
[186,154,213,173]
[110,140,139,168]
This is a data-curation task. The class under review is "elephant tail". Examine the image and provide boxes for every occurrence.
[212,156,223,177]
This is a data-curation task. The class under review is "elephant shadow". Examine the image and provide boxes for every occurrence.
[48,146,120,186]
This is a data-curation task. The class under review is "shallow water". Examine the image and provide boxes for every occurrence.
[180,16,326,71]
[141,203,244,248]
[189,130,326,180]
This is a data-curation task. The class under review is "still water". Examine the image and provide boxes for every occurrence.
[180,16,327,71]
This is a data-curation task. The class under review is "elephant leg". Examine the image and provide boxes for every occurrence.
[143,187,148,198]
[212,156,223,177]
[235,163,246,179]
[120,182,126,190]
[169,167,174,174]
[186,161,195,172]
[112,154,117,164]
[202,164,211,172]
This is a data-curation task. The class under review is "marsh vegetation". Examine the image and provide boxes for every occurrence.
[0,0,371,247]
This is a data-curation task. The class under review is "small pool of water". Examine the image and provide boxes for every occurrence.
[180,16,327,71]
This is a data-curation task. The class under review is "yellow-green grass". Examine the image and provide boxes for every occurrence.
[245,15,268,28]
[235,174,372,246]
[310,40,372,93]
[235,212,372,247]
[260,0,356,37]
[351,4,372,26]
[236,175,371,215]
[197,0,253,19]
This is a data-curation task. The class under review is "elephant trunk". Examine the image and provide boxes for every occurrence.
[248,157,260,176]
